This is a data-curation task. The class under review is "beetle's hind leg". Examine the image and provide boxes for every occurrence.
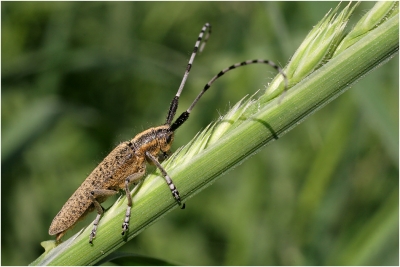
[56,231,66,243]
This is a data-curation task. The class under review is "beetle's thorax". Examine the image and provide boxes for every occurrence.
[130,125,174,156]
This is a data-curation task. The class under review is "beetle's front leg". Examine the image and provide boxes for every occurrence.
[146,151,185,209]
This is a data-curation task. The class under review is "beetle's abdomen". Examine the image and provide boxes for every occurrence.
[49,141,144,235]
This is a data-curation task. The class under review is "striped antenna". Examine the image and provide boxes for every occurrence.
[166,23,287,132]
[165,23,211,125]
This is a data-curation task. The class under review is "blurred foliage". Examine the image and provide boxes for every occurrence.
[1,2,398,265]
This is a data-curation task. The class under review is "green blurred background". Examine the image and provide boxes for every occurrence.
[2,2,398,265]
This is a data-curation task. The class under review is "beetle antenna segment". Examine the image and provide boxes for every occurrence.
[169,60,287,131]
[165,23,212,126]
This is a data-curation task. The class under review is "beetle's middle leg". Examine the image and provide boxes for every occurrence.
[121,169,145,235]
[89,189,119,244]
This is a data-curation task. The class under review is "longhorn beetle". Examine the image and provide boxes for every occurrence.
[49,23,287,244]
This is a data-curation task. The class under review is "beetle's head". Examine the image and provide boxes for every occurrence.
[156,125,174,153]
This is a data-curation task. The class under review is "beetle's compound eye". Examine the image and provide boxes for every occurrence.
[166,132,174,144]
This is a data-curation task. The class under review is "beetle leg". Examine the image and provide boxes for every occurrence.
[145,152,185,209]
[121,169,145,236]
[88,189,118,244]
